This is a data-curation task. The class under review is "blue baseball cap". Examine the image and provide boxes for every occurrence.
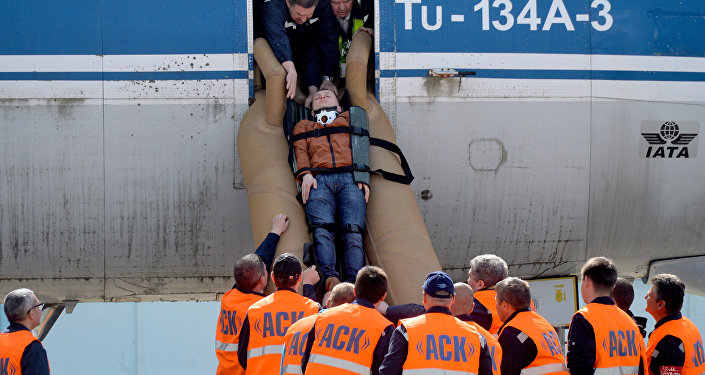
[423,271,455,298]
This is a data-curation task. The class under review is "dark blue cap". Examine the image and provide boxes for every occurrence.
[423,271,455,298]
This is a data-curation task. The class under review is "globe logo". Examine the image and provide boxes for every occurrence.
[660,121,680,141]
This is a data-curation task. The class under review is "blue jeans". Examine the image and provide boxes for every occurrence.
[305,172,366,283]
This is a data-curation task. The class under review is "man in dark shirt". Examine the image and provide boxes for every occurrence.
[255,0,338,107]
[1,288,51,375]
[644,274,704,375]
[611,277,647,337]
[567,257,645,375]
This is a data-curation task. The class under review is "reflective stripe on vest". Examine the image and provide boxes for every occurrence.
[282,364,302,374]
[215,339,238,352]
[403,369,479,375]
[593,365,640,375]
[248,344,285,359]
[308,354,370,375]
[520,363,568,375]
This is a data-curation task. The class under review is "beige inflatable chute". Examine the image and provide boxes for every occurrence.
[238,35,442,303]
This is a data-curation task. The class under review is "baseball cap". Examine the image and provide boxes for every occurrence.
[273,253,302,280]
[423,271,455,298]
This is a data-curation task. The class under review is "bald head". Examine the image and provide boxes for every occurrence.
[450,283,474,317]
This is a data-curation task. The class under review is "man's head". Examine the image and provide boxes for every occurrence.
[645,274,685,320]
[580,257,618,303]
[286,0,318,25]
[4,288,43,329]
[422,271,455,309]
[311,89,341,113]
[272,253,303,289]
[354,266,388,305]
[450,282,474,317]
[328,282,355,308]
[611,277,635,312]
[330,0,354,19]
[495,277,531,322]
[467,254,508,291]
[234,254,267,293]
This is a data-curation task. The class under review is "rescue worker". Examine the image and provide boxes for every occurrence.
[216,214,321,375]
[238,253,320,374]
[216,214,288,375]
[255,0,338,107]
[378,271,494,375]
[0,288,50,375]
[567,257,646,375]
[331,0,373,79]
[301,266,394,375]
[293,89,370,292]
[495,277,568,375]
[467,254,509,333]
[280,282,355,375]
[376,283,503,375]
[644,274,704,375]
[612,278,647,338]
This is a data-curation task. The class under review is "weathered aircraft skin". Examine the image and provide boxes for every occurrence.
[1,0,704,304]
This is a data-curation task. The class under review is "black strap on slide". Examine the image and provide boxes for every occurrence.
[369,138,414,185]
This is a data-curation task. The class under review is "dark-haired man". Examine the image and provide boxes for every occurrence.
[255,0,338,107]
[293,89,369,292]
[567,257,646,375]
[238,253,320,374]
[0,288,50,375]
[331,0,373,79]
[612,277,647,337]
[301,266,393,375]
[645,274,704,375]
[495,277,567,375]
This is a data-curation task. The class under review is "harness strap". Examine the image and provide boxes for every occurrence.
[369,138,415,185]
[308,222,337,233]
[291,126,370,143]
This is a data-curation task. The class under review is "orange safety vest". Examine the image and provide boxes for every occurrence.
[474,289,502,335]
[281,314,318,375]
[645,316,705,375]
[573,303,645,375]
[0,329,40,375]
[468,321,503,375]
[245,290,319,375]
[401,312,483,375]
[305,303,392,375]
[499,311,568,375]
[215,288,265,375]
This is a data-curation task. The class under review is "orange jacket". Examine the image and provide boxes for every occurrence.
[244,290,320,375]
[465,322,502,375]
[304,303,392,375]
[216,288,265,375]
[0,329,39,375]
[474,289,502,335]
[499,311,568,375]
[401,312,483,374]
[293,112,353,182]
[574,303,645,375]
[469,321,503,375]
[646,316,705,375]
[281,314,318,375]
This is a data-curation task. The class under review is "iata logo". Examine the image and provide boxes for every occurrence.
[641,121,699,158]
